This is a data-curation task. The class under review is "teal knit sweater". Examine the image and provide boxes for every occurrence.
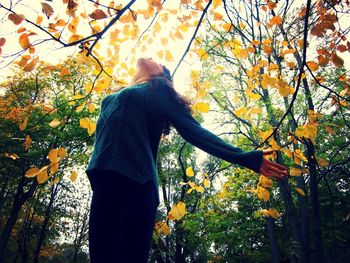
[86,81,263,206]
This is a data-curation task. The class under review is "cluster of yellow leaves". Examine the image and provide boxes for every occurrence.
[156,169,211,237]
[80,118,96,136]
[183,167,211,194]
[24,147,67,184]
[247,175,273,202]
[246,62,295,97]
[294,110,322,144]
[155,201,186,236]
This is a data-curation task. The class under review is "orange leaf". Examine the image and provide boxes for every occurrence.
[8,13,25,25]
[174,30,183,40]
[0,38,5,47]
[337,44,347,53]
[306,61,319,71]
[310,25,324,37]
[41,2,54,18]
[29,46,35,54]
[23,57,39,71]
[19,33,30,49]
[267,2,277,10]
[36,16,44,25]
[89,9,107,20]
[263,45,272,55]
[56,19,66,27]
[270,15,282,25]
[317,55,329,67]
[213,12,223,20]
[60,67,71,76]
[19,116,28,131]
[331,52,344,67]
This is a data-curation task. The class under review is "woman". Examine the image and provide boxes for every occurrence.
[85,57,288,262]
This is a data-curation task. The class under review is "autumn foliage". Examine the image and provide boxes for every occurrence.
[0,0,350,262]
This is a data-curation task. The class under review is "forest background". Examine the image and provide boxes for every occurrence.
[0,0,349,262]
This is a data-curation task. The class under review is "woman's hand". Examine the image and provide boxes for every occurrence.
[259,149,289,179]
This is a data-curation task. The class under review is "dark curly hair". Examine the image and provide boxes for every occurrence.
[148,66,193,136]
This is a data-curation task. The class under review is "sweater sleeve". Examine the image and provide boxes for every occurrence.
[160,87,263,173]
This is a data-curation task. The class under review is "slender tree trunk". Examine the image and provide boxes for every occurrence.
[33,184,57,263]
[261,88,308,263]
[264,204,280,263]
[0,176,37,261]
[175,222,185,263]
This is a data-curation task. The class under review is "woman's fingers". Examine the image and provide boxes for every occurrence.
[259,158,289,179]
[265,158,288,172]
[260,167,284,179]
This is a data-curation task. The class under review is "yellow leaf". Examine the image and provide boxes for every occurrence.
[203,178,210,187]
[257,186,270,201]
[4,153,20,160]
[25,167,40,178]
[80,118,89,129]
[165,50,174,61]
[37,166,49,184]
[19,116,28,131]
[80,118,96,136]
[157,50,163,59]
[68,34,83,43]
[195,185,204,193]
[195,102,210,113]
[258,208,281,218]
[186,167,194,177]
[49,119,61,128]
[246,89,261,100]
[161,38,168,46]
[155,221,170,236]
[213,0,222,8]
[197,48,208,60]
[19,33,30,50]
[168,201,186,221]
[258,176,273,189]
[48,149,59,164]
[88,104,96,113]
[178,24,189,32]
[50,162,60,175]
[294,187,305,196]
[70,170,78,182]
[290,167,302,176]
[58,147,67,159]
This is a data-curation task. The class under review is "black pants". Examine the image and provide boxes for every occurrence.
[87,170,158,263]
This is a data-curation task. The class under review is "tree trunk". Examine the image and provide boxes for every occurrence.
[33,184,57,263]
[0,177,37,262]
[264,204,280,263]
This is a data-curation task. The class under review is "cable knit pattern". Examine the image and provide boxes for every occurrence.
[86,82,264,206]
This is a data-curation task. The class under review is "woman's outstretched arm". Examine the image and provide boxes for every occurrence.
[159,86,288,178]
